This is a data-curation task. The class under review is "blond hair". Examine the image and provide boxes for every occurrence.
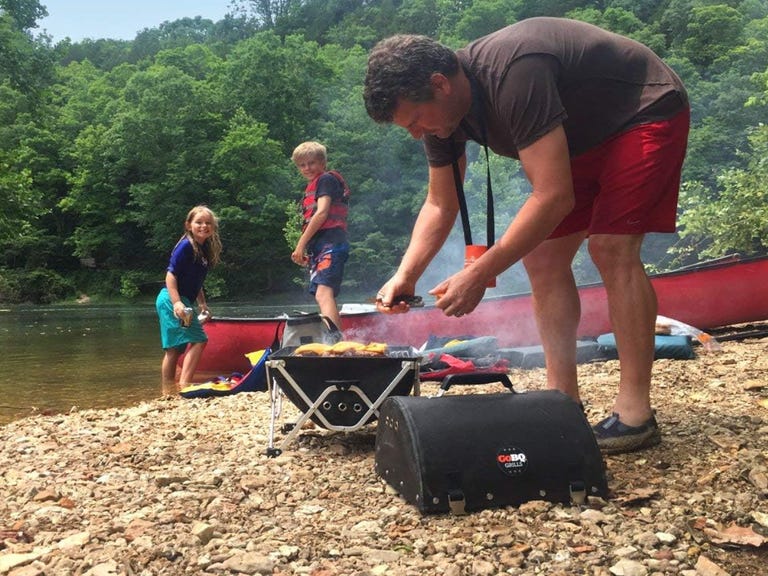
[179,205,222,267]
[291,141,327,164]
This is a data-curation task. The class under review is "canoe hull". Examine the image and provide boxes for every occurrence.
[193,255,768,377]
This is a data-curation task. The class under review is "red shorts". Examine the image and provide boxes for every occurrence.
[550,106,690,238]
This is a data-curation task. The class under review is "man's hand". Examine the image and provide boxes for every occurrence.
[376,277,418,314]
[432,268,487,317]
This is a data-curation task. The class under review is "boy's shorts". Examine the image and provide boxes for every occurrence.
[309,241,350,297]
[156,288,207,351]
[550,106,690,238]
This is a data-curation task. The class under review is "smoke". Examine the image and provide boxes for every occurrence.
[416,144,534,300]
[416,228,532,301]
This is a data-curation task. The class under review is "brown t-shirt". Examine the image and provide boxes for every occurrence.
[424,17,689,166]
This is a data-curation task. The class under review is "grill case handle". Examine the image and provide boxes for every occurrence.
[436,372,515,397]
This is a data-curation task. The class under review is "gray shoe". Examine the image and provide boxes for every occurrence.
[320,316,343,344]
[592,412,661,454]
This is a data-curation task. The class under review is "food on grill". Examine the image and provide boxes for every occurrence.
[358,342,388,355]
[294,341,389,357]
[329,341,368,354]
[293,342,329,356]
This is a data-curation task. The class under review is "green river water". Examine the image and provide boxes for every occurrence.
[0,302,313,426]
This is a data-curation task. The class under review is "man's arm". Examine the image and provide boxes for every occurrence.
[489,124,575,271]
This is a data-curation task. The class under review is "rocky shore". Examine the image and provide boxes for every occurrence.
[1,334,767,576]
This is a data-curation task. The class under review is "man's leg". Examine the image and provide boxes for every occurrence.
[522,231,587,402]
[588,233,655,426]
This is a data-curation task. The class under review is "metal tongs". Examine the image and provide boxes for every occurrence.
[367,294,425,308]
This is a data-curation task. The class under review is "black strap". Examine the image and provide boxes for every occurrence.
[481,143,494,248]
[450,69,494,247]
[451,142,473,246]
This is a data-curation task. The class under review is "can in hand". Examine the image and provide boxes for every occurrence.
[180,307,194,328]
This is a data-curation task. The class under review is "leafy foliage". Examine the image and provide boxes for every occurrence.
[1,0,767,303]
[677,125,768,258]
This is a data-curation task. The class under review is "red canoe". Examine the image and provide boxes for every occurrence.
[191,254,768,377]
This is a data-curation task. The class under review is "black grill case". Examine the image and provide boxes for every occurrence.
[375,388,609,514]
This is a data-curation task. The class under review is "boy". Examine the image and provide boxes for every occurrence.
[290,141,350,338]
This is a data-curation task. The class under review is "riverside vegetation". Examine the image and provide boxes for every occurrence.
[3,0,768,305]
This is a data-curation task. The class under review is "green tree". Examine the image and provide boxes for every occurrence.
[211,109,295,294]
[659,0,695,47]
[449,0,522,42]
[233,0,302,28]
[222,32,335,148]
[0,146,36,244]
[60,61,227,278]
[681,4,744,67]
[518,0,589,19]
[155,43,224,80]
[129,16,219,62]
[677,125,768,257]
[118,64,227,254]
[209,13,259,45]
[1,46,76,278]
[0,0,54,94]
[565,7,667,52]
[54,60,135,132]
[604,0,668,23]
[61,123,133,268]
[55,38,133,70]
[0,0,47,30]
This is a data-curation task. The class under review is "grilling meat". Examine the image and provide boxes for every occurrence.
[293,342,329,356]
[294,341,388,357]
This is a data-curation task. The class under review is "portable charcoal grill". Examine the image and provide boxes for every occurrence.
[265,346,421,456]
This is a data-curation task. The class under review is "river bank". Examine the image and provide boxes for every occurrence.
[0,302,320,426]
[1,333,767,575]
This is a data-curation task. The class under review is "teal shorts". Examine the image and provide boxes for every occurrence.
[156,288,208,351]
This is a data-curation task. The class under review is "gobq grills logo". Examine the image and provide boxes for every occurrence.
[496,447,528,477]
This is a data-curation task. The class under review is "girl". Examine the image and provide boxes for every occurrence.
[155,205,222,395]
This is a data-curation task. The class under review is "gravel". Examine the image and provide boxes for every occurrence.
[1,334,766,575]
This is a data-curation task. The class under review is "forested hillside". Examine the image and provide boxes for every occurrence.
[2,0,767,303]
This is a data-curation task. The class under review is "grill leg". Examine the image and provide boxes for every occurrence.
[266,373,284,457]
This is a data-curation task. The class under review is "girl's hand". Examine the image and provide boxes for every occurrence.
[172,301,186,319]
